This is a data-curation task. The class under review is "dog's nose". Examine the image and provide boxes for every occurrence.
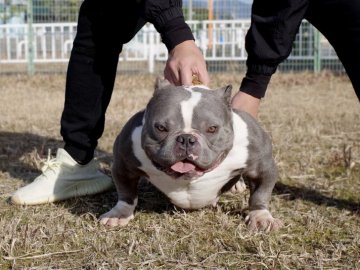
[176,134,197,148]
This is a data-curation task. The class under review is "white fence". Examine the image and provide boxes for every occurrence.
[0,22,76,63]
[0,20,341,73]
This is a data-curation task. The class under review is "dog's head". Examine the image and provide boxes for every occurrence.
[141,78,234,178]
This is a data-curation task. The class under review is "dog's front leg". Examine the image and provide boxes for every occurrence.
[100,160,140,227]
[244,159,283,232]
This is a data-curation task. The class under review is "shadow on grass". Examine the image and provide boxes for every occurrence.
[57,180,360,218]
[0,131,173,216]
[0,131,64,182]
[63,178,175,217]
[274,182,360,215]
[2,131,359,217]
[0,131,111,182]
[57,177,177,218]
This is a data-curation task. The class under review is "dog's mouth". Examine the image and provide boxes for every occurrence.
[153,154,226,179]
[170,160,204,175]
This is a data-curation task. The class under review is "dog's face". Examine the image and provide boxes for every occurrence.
[141,79,234,178]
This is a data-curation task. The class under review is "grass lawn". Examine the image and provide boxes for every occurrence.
[0,72,359,269]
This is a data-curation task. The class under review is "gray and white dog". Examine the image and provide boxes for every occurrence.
[100,79,283,232]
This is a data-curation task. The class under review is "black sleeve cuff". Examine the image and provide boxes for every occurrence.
[239,72,272,99]
[158,16,195,51]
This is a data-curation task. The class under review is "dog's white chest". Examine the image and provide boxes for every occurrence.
[132,113,249,209]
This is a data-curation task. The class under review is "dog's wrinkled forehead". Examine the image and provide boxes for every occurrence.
[145,79,232,131]
[145,83,205,126]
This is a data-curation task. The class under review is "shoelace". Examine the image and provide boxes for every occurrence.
[40,149,60,174]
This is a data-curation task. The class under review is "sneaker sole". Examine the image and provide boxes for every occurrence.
[11,177,114,205]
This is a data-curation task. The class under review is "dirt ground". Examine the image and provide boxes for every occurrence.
[0,72,359,269]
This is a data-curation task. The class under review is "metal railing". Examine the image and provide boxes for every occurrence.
[0,20,343,74]
[0,22,76,63]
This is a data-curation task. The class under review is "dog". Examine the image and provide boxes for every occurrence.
[100,79,282,232]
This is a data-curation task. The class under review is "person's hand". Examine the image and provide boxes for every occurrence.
[231,91,260,119]
[164,40,209,86]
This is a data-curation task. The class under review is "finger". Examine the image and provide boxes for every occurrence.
[198,69,210,86]
[171,71,180,86]
[164,69,174,84]
[171,67,181,86]
[179,68,193,86]
[164,68,178,86]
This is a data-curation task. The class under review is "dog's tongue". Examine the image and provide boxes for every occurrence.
[171,161,196,173]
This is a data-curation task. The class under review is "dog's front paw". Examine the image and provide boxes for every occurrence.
[245,209,283,232]
[99,199,137,227]
[99,211,134,227]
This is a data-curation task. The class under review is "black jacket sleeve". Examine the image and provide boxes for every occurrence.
[240,0,309,98]
[141,0,194,52]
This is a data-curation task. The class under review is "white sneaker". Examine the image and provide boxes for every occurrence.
[11,148,114,205]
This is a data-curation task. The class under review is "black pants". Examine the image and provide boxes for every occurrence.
[305,0,360,100]
[60,0,146,164]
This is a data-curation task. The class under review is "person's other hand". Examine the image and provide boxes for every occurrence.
[164,40,209,86]
[231,91,260,119]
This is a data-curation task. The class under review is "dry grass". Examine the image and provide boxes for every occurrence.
[0,72,359,269]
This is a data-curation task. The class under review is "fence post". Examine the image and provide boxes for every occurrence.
[313,28,321,72]
[148,30,154,73]
[27,0,34,75]
[188,0,193,20]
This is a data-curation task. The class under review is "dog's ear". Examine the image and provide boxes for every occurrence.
[216,85,232,105]
[154,77,171,94]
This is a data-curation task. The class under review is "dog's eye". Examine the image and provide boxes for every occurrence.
[207,126,218,133]
[155,124,167,132]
